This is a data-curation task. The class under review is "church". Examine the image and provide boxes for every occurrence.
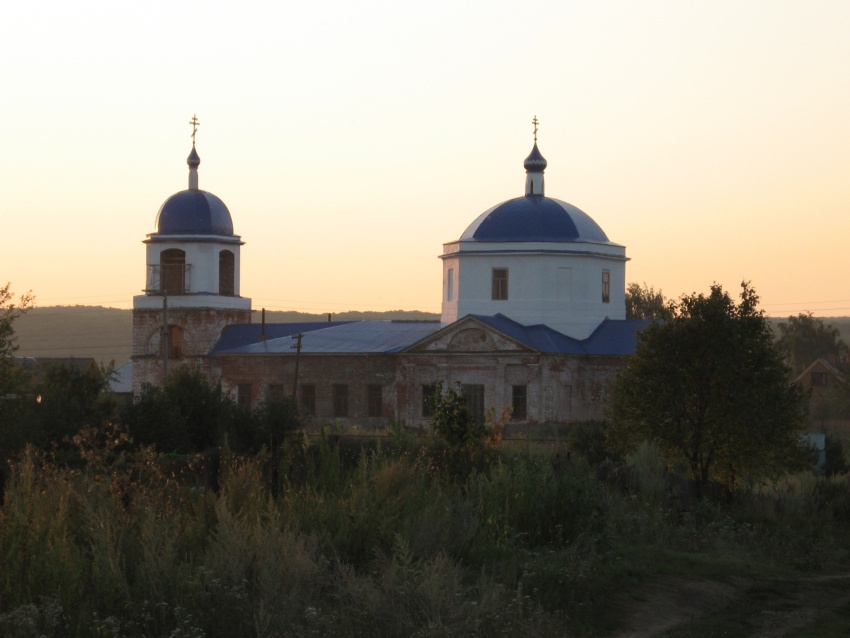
[131,119,647,427]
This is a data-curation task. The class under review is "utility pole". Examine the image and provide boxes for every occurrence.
[291,333,303,398]
[162,291,169,383]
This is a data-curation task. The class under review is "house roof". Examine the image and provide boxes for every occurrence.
[794,357,845,384]
[464,314,650,355]
[211,315,650,357]
[212,321,442,355]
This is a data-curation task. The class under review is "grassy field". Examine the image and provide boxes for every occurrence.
[2,425,850,637]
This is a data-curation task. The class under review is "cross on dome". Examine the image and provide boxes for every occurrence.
[532,115,539,143]
[190,114,200,145]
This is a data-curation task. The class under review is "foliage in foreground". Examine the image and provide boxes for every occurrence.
[2,423,850,637]
[611,282,809,497]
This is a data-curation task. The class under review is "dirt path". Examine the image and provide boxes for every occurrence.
[612,573,850,638]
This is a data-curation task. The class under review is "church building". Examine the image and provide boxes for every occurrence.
[132,118,646,427]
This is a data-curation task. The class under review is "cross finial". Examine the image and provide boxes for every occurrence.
[189,114,200,145]
[532,115,539,143]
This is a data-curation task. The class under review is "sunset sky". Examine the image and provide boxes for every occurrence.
[2,1,849,317]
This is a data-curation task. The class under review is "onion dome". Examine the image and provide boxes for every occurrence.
[152,136,235,236]
[155,190,234,235]
[187,145,200,169]
[523,143,547,172]
[459,117,610,244]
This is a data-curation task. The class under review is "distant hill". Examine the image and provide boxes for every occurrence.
[12,306,441,366]
[13,307,850,368]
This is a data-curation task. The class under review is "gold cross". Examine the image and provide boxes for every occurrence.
[189,114,200,144]
[532,115,539,143]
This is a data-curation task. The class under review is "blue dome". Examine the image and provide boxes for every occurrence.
[460,195,610,243]
[155,190,234,236]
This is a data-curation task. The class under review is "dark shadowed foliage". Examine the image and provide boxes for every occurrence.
[611,282,809,498]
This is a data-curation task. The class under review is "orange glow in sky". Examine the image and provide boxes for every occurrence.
[2,1,849,316]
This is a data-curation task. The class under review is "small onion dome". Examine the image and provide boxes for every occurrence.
[523,143,547,172]
[460,196,609,243]
[155,190,234,235]
[187,145,200,169]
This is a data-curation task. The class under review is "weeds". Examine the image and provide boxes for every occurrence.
[2,426,850,636]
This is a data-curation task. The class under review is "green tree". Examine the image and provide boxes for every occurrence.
[0,284,34,457]
[121,367,241,453]
[776,312,849,375]
[430,383,489,476]
[611,282,808,497]
[0,284,33,397]
[30,361,115,449]
[625,282,673,321]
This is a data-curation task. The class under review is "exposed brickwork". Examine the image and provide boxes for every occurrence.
[132,306,250,393]
[133,306,627,427]
[209,349,626,428]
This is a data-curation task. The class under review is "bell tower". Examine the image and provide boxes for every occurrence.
[132,116,252,393]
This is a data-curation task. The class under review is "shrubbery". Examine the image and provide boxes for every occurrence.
[3,418,850,637]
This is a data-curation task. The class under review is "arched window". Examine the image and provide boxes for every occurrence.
[161,249,186,295]
[219,250,235,296]
[166,325,183,359]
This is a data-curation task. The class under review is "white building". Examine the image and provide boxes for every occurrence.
[441,136,626,339]
[132,121,644,426]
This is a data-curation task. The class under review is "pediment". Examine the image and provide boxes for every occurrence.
[404,317,536,353]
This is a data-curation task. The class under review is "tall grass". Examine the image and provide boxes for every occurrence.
[3,429,850,636]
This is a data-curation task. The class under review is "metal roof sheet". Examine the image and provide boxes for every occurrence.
[212,316,649,357]
[460,196,611,243]
[213,321,441,355]
[469,314,650,355]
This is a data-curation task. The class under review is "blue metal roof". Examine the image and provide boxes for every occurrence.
[213,321,441,355]
[459,196,611,243]
[468,314,651,355]
[154,190,235,236]
[212,316,649,357]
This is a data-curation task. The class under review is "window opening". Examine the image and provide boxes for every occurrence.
[811,372,829,387]
[492,268,508,300]
[511,385,528,420]
[462,384,485,425]
[421,383,438,418]
[333,384,349,417]
[161,249,186,295]
[300,383,316,415]
[367,384,382,417]
[219,250,235,296]
[167,325,183,360]
[237,384,252,408]
[602,270,610,303]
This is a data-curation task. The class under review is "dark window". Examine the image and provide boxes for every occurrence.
[333,384,349,418]
[161,249,186,295]
[219,250,235,296]
[602,270,610,303]
[237,384,252,408]
[811,372,829,387]
[300,383,316,415]
[367,384,383,418]
[492,268,508,300]
[511,385,528,420]
[167,325,183,359]
[422,383,438,418]
[462,384,485,425]
[267,384,284,398]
